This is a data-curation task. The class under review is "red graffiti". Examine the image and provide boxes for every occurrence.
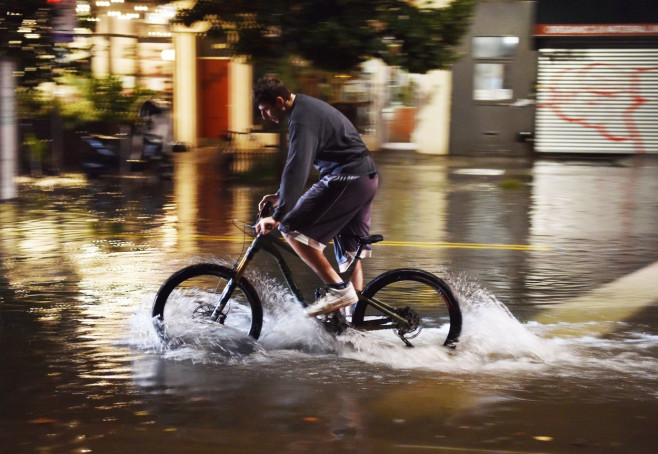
[538,62,658,153]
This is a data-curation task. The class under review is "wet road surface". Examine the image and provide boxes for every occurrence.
[1,151,657,453]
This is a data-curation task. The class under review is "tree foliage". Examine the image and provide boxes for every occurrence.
[1,0,59,87]
[168,0,478,73]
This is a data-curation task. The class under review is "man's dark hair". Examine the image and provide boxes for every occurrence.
[253,78,292,105]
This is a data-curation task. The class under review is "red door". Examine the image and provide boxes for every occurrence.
[198,58,229,139]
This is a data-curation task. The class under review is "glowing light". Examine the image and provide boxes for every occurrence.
[107,11,140,20]
[154,6,176,20]
[161,49,175,61]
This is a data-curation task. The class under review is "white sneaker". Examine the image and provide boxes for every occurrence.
[306,283,359,317]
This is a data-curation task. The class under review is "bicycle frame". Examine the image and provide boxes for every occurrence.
[211,224,412,334]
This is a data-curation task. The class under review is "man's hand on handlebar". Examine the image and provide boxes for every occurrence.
[256,216,279,235]
[258,194,279,215]
[256,193,280,235]
[255,193,280,235]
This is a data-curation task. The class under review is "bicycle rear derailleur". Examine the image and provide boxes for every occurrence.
[395,306,422,348]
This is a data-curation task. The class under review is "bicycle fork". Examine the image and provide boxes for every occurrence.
[210,235,261,322]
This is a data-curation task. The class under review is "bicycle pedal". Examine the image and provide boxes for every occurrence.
[320,312,348,335]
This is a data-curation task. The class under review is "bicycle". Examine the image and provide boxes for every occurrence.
[152,204,462,349]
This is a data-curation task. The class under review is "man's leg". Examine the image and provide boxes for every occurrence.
[342,260,363,317]
[333,175,377,294]
[282,232,342,285]
[277,174,376,315]
[283,232,358,316]
[350,260,363,291]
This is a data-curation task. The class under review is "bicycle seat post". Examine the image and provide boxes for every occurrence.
[342,234,384,280]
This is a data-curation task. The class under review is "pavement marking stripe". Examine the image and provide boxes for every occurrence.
[380,240,551,251]
[179,235,552,252]
[534,260,658,332]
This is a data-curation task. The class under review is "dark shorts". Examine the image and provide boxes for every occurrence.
[279,173,378,271]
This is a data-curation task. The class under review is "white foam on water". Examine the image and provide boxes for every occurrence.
[129,293,265,363]
[128,274,658,379]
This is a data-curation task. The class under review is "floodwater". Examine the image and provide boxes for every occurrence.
[1,150,657,453]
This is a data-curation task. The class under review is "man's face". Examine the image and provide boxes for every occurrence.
[258,97,286,124]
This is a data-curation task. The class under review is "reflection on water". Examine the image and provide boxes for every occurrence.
[1,153,657,453]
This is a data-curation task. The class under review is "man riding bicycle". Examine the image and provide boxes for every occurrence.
[253,77,378,317]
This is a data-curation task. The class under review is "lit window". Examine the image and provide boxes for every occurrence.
[473,36,519,58]
[473,63,513,101]
[472,36,518,101]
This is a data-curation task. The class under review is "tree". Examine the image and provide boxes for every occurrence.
[1,1,57,194]
[0,1,60,88]
[165,0,478,73]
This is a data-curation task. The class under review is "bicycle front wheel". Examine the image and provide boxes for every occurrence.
[352,268,462,347]
[152,263,263,341]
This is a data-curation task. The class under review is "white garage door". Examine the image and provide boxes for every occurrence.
[536,48,658,154]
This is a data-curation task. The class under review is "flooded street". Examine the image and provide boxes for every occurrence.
[1,150,657,453]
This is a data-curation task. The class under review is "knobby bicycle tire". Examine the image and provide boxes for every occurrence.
[152,263,263,340]
[352,268,462,347]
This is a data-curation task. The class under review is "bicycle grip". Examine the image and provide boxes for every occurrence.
[259,201,274,219]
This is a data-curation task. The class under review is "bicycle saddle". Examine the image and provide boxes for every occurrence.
[360,234,384,245]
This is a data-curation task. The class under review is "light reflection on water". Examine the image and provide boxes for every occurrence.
[1,155,657,453]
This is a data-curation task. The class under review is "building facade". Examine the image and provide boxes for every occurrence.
[449,0,658,156]
[82,0,658,156]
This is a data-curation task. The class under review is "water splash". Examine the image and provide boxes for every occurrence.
[129,272,658,379]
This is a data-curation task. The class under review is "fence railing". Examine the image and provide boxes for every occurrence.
[217,131,283,182]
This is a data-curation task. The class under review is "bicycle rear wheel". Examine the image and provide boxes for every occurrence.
[352,268,462,347]
[152,263,263,341]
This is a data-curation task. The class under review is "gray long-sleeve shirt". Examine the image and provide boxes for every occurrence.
[272,94,377,222]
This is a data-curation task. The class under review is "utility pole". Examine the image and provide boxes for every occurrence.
[0,58,18,201]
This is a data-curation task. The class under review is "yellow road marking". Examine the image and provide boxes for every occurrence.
[379,240,551,251]
[177,235,552,251]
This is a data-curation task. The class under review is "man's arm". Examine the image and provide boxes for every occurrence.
[272,121,318,221]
